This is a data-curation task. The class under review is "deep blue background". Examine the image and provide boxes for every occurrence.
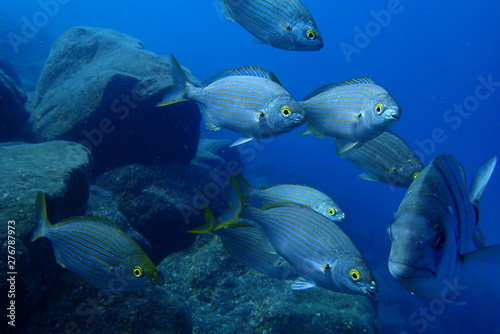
[2,1,500,333]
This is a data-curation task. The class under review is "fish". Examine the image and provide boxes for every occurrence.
[189,206,299,280]
[157,55,305,147]
[388,154,500,302]
[335,130,424,188]
[299,77,401,153]
[233,173,345,222]
[221,0,323,51]
[226,177,377,296]
[31,193,158,291]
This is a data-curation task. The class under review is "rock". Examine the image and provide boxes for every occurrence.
[0,140,93,331]
[86,185,152,254]
[156,234,378,333]
[0,141,92,240]
[25,26,201,174]
[0,68,28,141]
[95,139,243,264]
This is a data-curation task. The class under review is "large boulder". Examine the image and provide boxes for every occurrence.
[25,26,201,174]
[95,139,243,263]
[0,141,92,239]
[157,235,378,333]
[0,67,28,141]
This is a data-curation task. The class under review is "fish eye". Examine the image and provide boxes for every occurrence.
[132,266,144,278]
[306,29,316,40]
[375,103,384,114]
[280,106,292,118]
[328,208,336,216]
[349,269,361,281]
[258,111,265,118]
[435,234,446,250]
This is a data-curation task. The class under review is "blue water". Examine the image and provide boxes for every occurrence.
[2,0,500,333]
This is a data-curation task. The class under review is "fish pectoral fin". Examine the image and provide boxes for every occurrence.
[337,141,359,154]
[230,137,254,147]
[53,248,67,268]
[469,155,497,206]
[291,277,316,290]
[220,0,235,21]
[358,172,378,182]
[463,245,500,265]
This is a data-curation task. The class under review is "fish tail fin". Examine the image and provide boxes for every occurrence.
[232,172,252,197]
[156,55,191,107]
[188,177,246,233]
[187,205,216,233]
[469,155,497,206]
[31,192,51,242]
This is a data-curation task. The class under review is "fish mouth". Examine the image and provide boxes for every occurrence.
[389,261,435,280]
[385,107,401,119]
[358,281,378,297]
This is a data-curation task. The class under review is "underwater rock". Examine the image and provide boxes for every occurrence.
[0,140,92,239]
[0,68,29,142]
[157,234,378,333]
[86,185,153,254]
[25,26,201,174]
[95,138,243,264]
[0,140,92,328]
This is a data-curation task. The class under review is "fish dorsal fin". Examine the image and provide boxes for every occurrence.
[54,216,121,231]
[303,77,375,100]
[203,66,280,86]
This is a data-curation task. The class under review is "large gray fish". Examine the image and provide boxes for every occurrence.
[31,193,158,291]
[221,0,323,51]
[158,56,305,147]
[189,207,299,280]
[335,130,424,188]
[234,173,345,222]
[300,77,401,153]
[388,154,500,302]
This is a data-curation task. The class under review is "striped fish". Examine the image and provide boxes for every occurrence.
[335,130,424,188]
[234,173,345,222]
[241,202,377,296]
[31,193,158,291]
[158,55,305,147]
[189,202,298,280]
[300,77,401,153]
[221,0,323,51]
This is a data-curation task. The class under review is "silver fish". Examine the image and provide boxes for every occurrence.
[221,0,323,51]
[241,201,377,296]
[388,154,500,302]
[335,130,424,188]
[158,56,305,147]
[189,204,298,280]
[300,77,401,153]
[234,173,345,222]
[31,193,158,291]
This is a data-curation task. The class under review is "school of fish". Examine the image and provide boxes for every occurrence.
[30,0,498,308]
